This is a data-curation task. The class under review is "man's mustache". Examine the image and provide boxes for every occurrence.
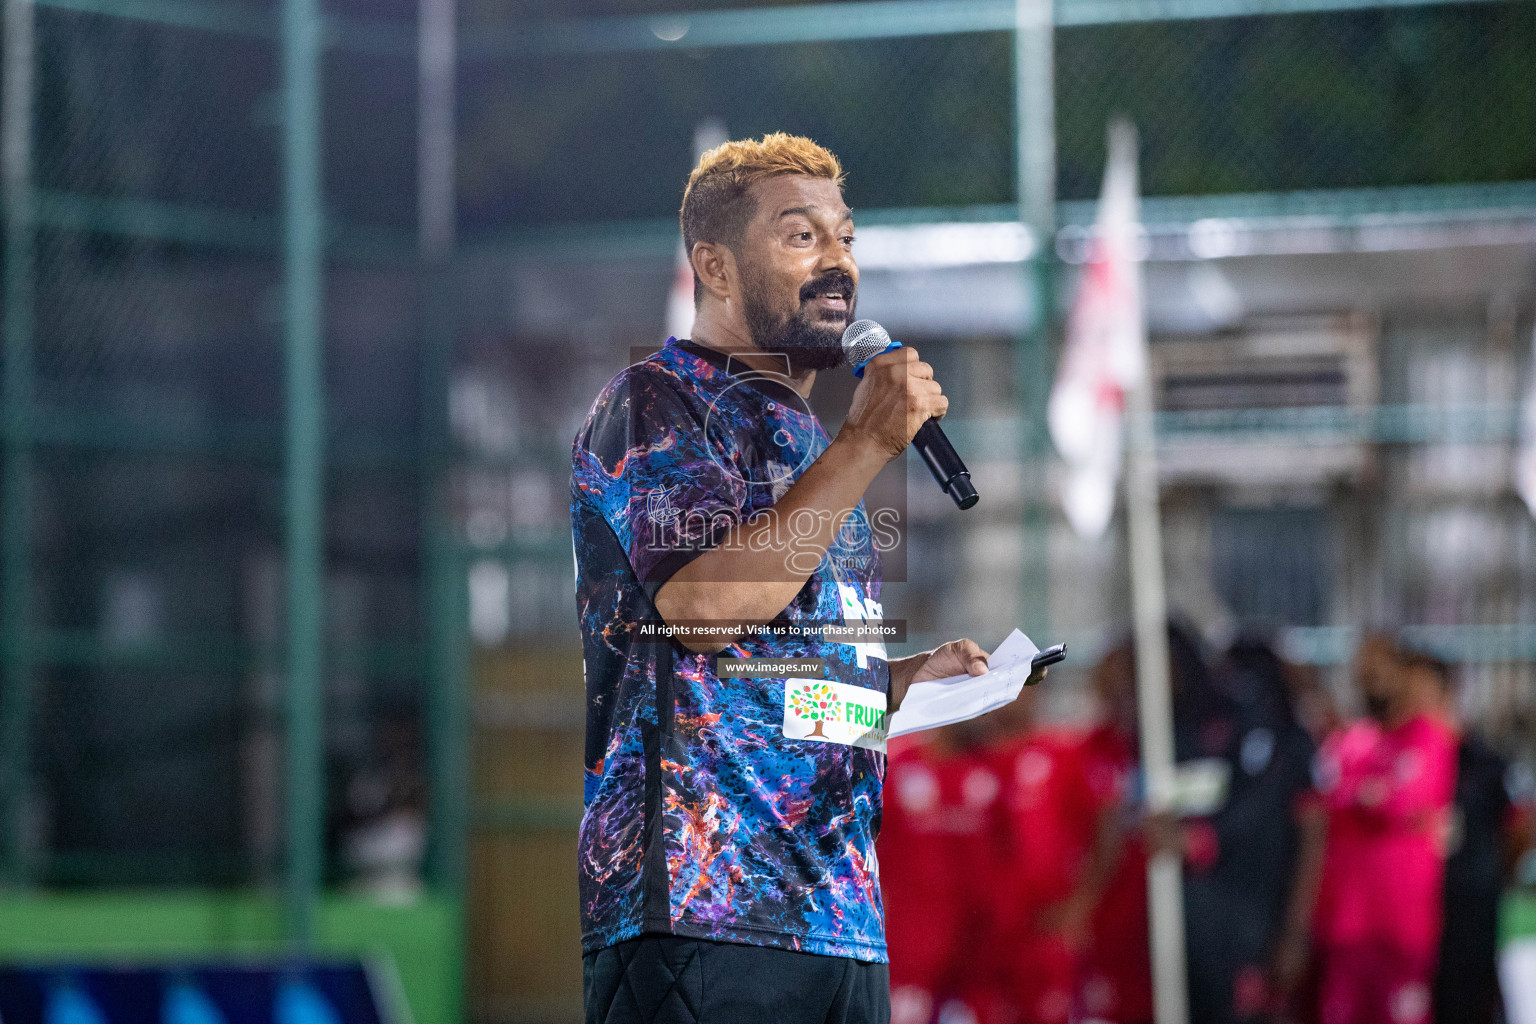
[799,271,856,305]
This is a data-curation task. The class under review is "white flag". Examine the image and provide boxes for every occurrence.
[1048,120,1148,538]
[666,120,729,342]
[1519,320,1536,519]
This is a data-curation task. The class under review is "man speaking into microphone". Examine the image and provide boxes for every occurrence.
[571,133,1029,1024]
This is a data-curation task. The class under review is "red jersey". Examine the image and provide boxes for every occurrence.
[991,729,1097,917]
[980,728,1097,1024]
[1078,723,1154,1024]
[880,735,1005,1005]
[1313,713,1457,959]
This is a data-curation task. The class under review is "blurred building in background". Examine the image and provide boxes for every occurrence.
[2,0,1535,1021]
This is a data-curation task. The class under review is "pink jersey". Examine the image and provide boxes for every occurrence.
[1313,713,1457,959]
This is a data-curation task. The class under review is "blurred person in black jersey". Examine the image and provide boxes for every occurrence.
[1405,648,1525,1024]
[1143,626,1324,1024]
[1216,634,1328,1023]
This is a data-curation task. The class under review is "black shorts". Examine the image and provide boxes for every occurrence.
[583,934,891,1024]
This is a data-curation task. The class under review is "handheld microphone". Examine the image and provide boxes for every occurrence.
[841,319,979,510]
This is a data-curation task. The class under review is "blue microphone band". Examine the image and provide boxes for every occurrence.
[850,339,901,378]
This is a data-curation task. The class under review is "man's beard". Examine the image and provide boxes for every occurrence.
[740,266,856,375]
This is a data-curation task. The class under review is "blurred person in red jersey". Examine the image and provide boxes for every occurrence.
[1076,639,1154,1024]
[881,719,1005,1024]
[1309,632,1458,1024]
[973,676,1110,1024]
[1406,648,1533,1024]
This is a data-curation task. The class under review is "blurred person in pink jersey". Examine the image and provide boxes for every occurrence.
[1310,632,1458,1024]
[881,720,1006,1024]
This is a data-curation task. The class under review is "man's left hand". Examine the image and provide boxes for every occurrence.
[888,638,1048,711]
[912,638,990,683]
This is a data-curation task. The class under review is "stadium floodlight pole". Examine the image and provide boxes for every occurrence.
[0,0,36,890]
[417,0,470,1018]
[282,0,326,951]
[1115,121,1192,1024]
[1015,0,1054,645]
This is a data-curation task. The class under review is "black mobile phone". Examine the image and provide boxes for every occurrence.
[1030,643,1068,675]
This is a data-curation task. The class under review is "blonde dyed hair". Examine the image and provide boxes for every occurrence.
[680,133,845,301]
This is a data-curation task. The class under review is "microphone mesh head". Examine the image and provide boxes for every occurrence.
[841,319,891,368]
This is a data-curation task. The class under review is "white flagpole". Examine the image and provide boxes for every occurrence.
[667,120,729,341]
[1517,319,1536,520]
[1113,119,1190,1024]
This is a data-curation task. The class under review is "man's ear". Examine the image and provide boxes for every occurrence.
[690,240,734,304]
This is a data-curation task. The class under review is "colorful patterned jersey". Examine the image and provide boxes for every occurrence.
[570,337,890,961]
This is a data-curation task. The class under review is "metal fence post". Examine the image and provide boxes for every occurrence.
[419,0,469,1016]
[282,0,326,949]
[1015,0,1055,641]
[1,0,36,890]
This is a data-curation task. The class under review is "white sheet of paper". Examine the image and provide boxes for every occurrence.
[887,629,1040,738]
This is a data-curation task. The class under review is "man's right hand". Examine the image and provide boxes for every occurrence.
[839,347,948,461]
